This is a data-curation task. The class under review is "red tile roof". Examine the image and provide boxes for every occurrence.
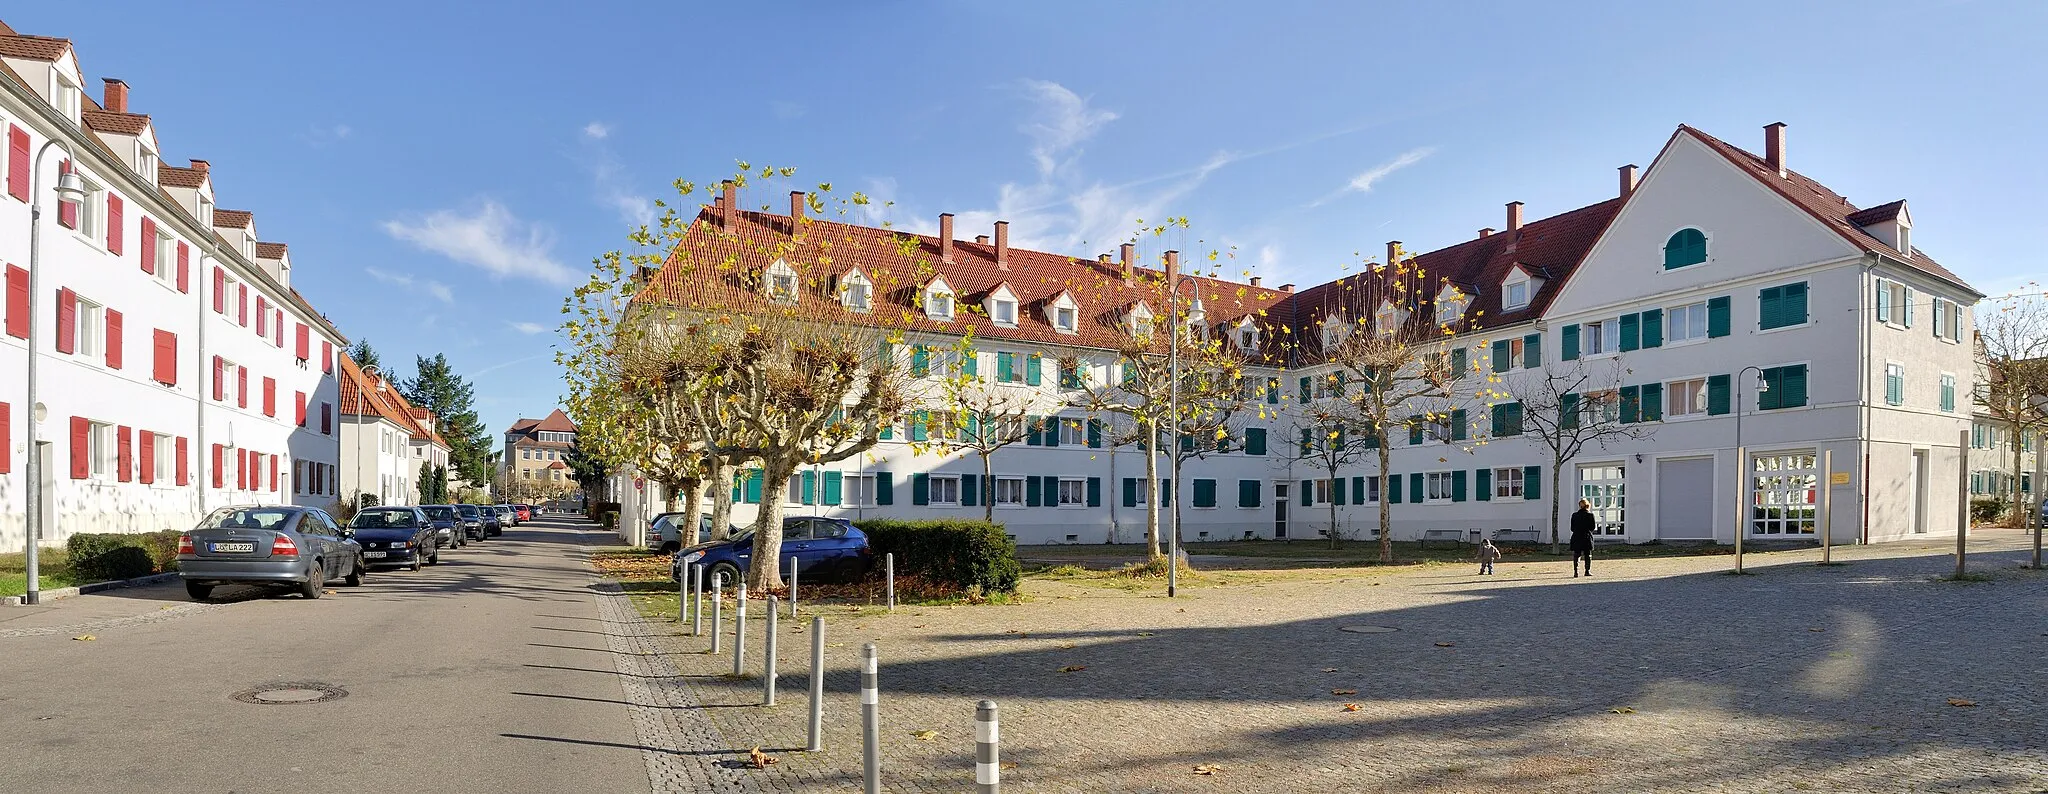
[157,164,206,189]
[0,32,69,60]
[1845,200,1906,227]
[1679,126,1974,294]
[82,109,149,136]
[255,241,288,259]
[213,209,253,229]
[338,353,440,444]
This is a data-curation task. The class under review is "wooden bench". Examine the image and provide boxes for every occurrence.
[1420,529,1468,548]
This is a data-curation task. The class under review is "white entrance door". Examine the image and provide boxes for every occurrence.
[1911,449,1929,533]
[1655,458,1715,539]
[1578,464,1627,537]
[1750,451,1818,537]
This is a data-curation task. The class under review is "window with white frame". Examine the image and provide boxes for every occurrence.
[1058,478,1086,506]
[1885,362,1905,406]
[925,281,955,320]
[1425,471,1456,502]
[70,295,105,361]
[1130,305,1154,338]
[1321,316,1350,349]
[1879,280,1909,326]
[1667,302,1709,344]
[1502,336,1526,367]
[53,73,83,122]
[765,261,799,304]
[1502,279,1530,311]
[928,475,960,505]
[1375,304,1400,334]
[991,297,1017,326]
[1493,467,1524,499]
[89,421,114,479]
[1054,305,1077,333]
[138,145,159,184]
[1428,415,1453,442]
[1435,289,1466,325]
[1309,478,1331,505]
[1750,452,1818,536]
[1667,377,1708,418]
[1583,390,1620,424]
[1360,475,1381,503]
[1056,417,1086,446]
[198,196,214,228]
[840,271,871,312]
[1237,322,1259,352]
[151,432,175,483]
[786,474,808,505]
[151,231,177,288]
[74,175,105,241]
[1583,320,1615,356]
[995,476,1025,506]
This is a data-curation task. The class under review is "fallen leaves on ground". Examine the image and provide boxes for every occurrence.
[72,635,95,642]
[1434,641,1456,647]
[1331,689,1358,695]
[1609,707,1637,714]
[1322,667,1339,672]
[910,729,939,741]
[1808,628,1826,633]
[1058,642,1076,649]
[1341,703,1361,712]
[1001,761,1018,770]
[1057,665,1087,673]
[1947,698,1977,707]
[1192,764,1223,775]
[1136,632,1155,637]
[747,746,777,768]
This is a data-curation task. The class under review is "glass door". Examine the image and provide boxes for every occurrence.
[1578,464,1627,536]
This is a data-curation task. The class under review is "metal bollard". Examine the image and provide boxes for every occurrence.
[861,642,881,794]
[691,564,704,637]
[975,700,1000,793]
[885,552,895,612]
[733,580,749,677]
[807,616,825,752]
[710,573,723,655]
[678,560,689,624]
[789,556,799,618]
[764,596,779,706]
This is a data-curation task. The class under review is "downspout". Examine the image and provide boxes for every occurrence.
[1858,255,1874,544]
[196,242,221,519]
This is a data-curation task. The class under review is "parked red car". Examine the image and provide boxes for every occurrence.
[514,504,532,522]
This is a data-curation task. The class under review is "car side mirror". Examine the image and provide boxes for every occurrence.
[338,528,355,538]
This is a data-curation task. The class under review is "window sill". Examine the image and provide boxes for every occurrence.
[1657,261,1710,273]
[1663,336,1710,349]
[1755,321,1813,336]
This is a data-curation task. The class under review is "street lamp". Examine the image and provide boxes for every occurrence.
[20,140,86,606]
[1165,266,1203,598]
[361,365,385,508]
[1732,365,1769,573]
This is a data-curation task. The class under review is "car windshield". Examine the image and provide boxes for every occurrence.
[198,507,295,530]
[352,510,417,528]
[421,507,456,520]
[456,506,480,517]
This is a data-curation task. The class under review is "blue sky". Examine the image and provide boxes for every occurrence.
[15,1,2044,446]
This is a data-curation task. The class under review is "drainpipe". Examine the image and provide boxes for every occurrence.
[1858,256,1874,544]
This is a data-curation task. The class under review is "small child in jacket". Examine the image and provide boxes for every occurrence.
[1478,539,1501,575]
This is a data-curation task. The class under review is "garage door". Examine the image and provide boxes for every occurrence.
[1656,458,1714,540]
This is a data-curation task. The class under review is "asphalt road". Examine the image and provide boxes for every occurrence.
[0,516,651,794]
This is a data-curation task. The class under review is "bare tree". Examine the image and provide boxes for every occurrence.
[1288,378,1379,548]
[915,330,1051,522]
[1501,358,1653,552]
[1976,294,2048,523]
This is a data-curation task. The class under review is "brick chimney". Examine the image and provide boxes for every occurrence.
[994,221,1010,270]
[1505,202,1524,232]
[102,78,128,114]
[720,181,737,226]
[1478,228,1494,238]
[1164,249,1180,284]
[1618,164,1639,197]
[189,159,209,176]
[1278,283,1295,293]
[939,213,955,263]
[1386,240,1402,268]
[1250,276,1263,288]
[789,190,806,224]
[1119,242,1136,285]
[1764,122,1787,177]
[975,235,989,245]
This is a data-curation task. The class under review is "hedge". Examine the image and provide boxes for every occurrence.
[588,501,622,521]
[853,518,1021,595]
[65,530,183,584]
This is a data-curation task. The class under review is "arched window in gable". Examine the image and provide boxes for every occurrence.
[1663,228,1708,270]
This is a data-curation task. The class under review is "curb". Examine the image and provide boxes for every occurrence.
[2,571,181,607]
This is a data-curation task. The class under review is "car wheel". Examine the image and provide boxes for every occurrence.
[708,561,743,591]
[411,553,423,572]
[301,565,325,599]
[184,581,213,601]
[428,548,440,565]
[343,558,365,587]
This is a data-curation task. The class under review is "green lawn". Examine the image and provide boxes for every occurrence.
[0,548,79,598]
[1020,538,1735,568]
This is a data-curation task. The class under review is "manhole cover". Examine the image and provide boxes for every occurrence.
[1339,625,1399,634]
[232,683,348,705]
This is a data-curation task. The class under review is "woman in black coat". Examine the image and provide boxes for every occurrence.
[1569,499,1596,577]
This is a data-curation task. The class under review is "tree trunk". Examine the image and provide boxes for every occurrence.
[747,459,794,590]
[1377,442,1393,563]
[661,481,680,513]
[1327,463,1341,550]
[2012,431,2026,526]
[1549,457,1565,554]
[1143,431,1162,559]
[676,475,703,544]
[708,457,735,541]
[981,451,995,524]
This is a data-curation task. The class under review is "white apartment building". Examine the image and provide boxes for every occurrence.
[335,353,450,507]
[621,122,1982,548]
[0,20,348,547]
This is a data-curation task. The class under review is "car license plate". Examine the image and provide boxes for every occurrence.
[209,542,254,553]
[364,551,387,559]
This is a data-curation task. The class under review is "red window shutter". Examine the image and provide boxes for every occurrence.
[69,416,90,479]
[139,216,156,274]
[273,310,283,347]
[296,323,309,359]
[256,296,267,335]
[0,401,10,474]
[211,267,225,313]
[108,195,125,256]
[322,341,333,373]
[55,288,77,354]
[176,437,190,485]
[4,264,26,339]
[138,432,155,485]
[295,392,307,426]
[152,330,177,386]
[237,366,248,408]
[6,125,28,202]
[56,161,77,228]
[237,284,248,326]
[210,444,223,488]
[116,425,133,482]
[176,242,190,293]
[236,448,247,490]
[212,357,225,400]
[270,454,280,492]
[321,403,332,435]
[104,308,123,369]
[263,376,277,417]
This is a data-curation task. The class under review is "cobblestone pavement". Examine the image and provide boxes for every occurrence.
[604,532,2048,793]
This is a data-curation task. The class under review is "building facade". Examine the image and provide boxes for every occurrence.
[503,409,578,496]
[335,353,450,507]
[1,19,348,548]
[626,123,1983,548]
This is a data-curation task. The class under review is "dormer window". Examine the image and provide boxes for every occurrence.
[198,197,214,228]
[765,260,799,304]
[52,73,82,123]
[1434,287,1467,326]
[138,146,159,185]
[1128,303,1154,338]
[1374,301,1405,336]
[924,277,955,321]
[1235,320,1260,353]
[1046,290,1080,334]
[1320,315,1350,349]
[839,270,871,312]
[984,284,1020,327]
[1056,306,1076,332]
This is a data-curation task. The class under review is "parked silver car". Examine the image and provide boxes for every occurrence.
[177,505,365,601]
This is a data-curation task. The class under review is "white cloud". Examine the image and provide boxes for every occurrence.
[381,202,576,285]
[1017,80,1119,179]
[508,321,548,335]
[1309,146,1438,207]
[770,101,806,120]
[583,121,611,140]
[300,123,353,147]
[577,127,655,229]
[363,266,456,304]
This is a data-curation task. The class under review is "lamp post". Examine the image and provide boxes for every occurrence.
[21,140,87,606]
[1732,365,1769,573]
[1165,267,1203,598]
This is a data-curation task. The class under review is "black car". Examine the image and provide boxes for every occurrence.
[419,505,464,548]
[453,504,489,541]
[350,506,441,571]
[467,503,503,537]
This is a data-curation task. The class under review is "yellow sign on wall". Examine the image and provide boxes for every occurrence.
[1830,472,1852,486]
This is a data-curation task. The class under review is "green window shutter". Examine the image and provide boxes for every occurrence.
[1408,417,1424,446]
[1239,480,1261,508]
[911,345,930,377]
[731,478,742,504]
[1507,403,1524,436]
[1299,376,1312,401]
[961,349,978,379]
[910,410,930,442]
[1179,434,1194,454]
[1087,477,1102,507]
[911,473,929,505]
[1194,479,1217,509]
[1043,476,1061,507]
[1619,385,1641,424]
[1476,468,1492,501]
[1523,465,1541,500]
[1640,308,1663,348]
[1757,286,1782,331]
[1301,481,1313,506]
[1025,353,1043,386]
[1045,417,1062,447]
[1026,476,1042,507]
[1351,476,1365,502]
[1245,428,1267,456]
[1216,432,1232,454]
[1299,428,1313,454]
[960,474,979,507]
[1158,479,1170,506]
[1364,427,1380,449]
[1332,371,1348,396]
[801,470,817,505]
[964,414,981,442]
[1641,382,1663,422]
[880,340,895,369]
[1707,296,1732,338]
[1490,404,1506,436]
[1451,469,1468,502]
[744,470,763,504]
[1707,374,1731,415]
[1876,282,1892,323]
[1560,393,1581,429]
[1562,324,1580,361]
[1087,419,1103,448]
[1665,229,1707,269]
[875,471,893,505]
[1941,377,1955,412]
[1451,348,1467,373]
[1781,364,1808,408]
[1389,473,1403,503]
[1451,409,1468,441]
[1409,473,1424,504]
[1120,359,1137,388]
[1266,377,1280,405]
[879,419,894,440]
[997,353,1014,382]
[1523,334,1541,368]
[1123,477,1138,508]
[1492,340,1510,373]
[1333,426,1347,449]
[1619,313,1641,352]
[1025,416,1042,446]
[823,471,843,505]
[1782,282,1808,327]
[1758,368,1782,411]
[1332,476,1346,506]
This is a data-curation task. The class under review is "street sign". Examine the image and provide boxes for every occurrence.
[635,477,645,491]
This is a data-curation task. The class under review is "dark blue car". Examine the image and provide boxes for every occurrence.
[670,517,871,588]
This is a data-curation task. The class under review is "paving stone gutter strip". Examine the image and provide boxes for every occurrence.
[590,576,765,793]
[2,571,182,607]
